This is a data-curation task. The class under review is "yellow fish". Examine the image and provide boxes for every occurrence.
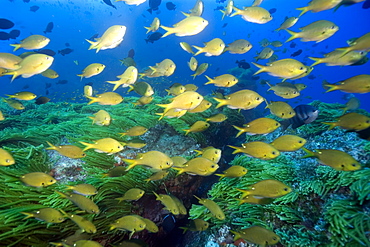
[106,66,138,91]
[205,113,227,123]
[56,191,99,214]
[124,151,173,171]
[296,0,343,16]
[302,148,361,171]
[309,50,367,67]
[180,42,195,54]
[46,141,86,159]
[187,99,212,113]
[71,240,102,247]
[322,112,370,131]
[195,147,222,163]
[220,0,234,20]
[41,68,59,79]
[224,39,252,54]
[144,170,169,182]
[194,195,225,220]
[104,166,127,177]
[161,16,208,37]
[233,117,280,137]
[285,20,339,43]
[116,188,145,202]
[237,196,273,205]
[153,192,179,215]
[193,38,225,56]
[80,138,124,154]
[174,157,219,176]
[144,17,160,33]
[129,81,154,97]
[20,172,56,187]
[252,58,307,79]
[65,184,98,196]
[10,34,50,51]
[133,96,153,106]
[6,91,36,101]
[323,74,370,93]
[170,195,187,215]
[213,89,264,110]
[183,121,210,135]
[0,52,22,70]
[149,59,176,77]
[180,219,209,233]
[254,47,274,61]
[86,92,123,105]
[188,57,198,71]
[2,98,25,110]
[133,215,159,233]
[184,83,198,91]
[337,32,370,57]
[231,6,272,24]
[4,54,54,82]
[166,83,186,96]
[0,148,15,166]
[84,85,93,97]
[229,141,280,160]
[265,101,296,119]
[184,0,204,17]
[215,165,247,180]
[86,25,126,53]
[270,135,306,152]
[156,109,187,120]
[231,226,280,246]
[205,74,238,87]
[266,82,300,99]
[89,110,111,126]
[157,91,203,116]
[21,208,64,224]
[77,63,105,80]
[0,110,4,121]
[191,63,209,79]
[61,211,96,233]
[237,179,292,198]
[171,156,188,168]
[109,215,146,239]
[120,126,148,137]
[125,139,147,149]
[275,17,299,31]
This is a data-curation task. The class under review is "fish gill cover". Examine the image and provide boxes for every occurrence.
[0,0,369,246]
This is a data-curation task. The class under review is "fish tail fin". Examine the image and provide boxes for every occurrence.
[149,66,157,74]
[192,45,203,56]
[181,11,190,17]
[119,132,127,137]
[230,230,242,241]
[275,27,281,32]
[10,44,21,52]
[20,212,35,220]
[160,25,175,38]
[156,112,166,121]
[194,149,202,156]
[301,147,316,158]
[4,94,13,99]
[79,141,93,151]
[220,10,226,20]
[230,6,241,17]
[179,226,189,234]
[323,81,338,93]
[172,167,185,176]
[321,121,337,130]
[127,85,135,93]
[296,7,308,17]
[85,95,98,105]
[191,72,198,79]
[235,188,249,198]
[251,62,266,75]
[123,158,137,171]
[232,125,245,138]
[85,39,98,50]
[64,185,74,191]
[214,173,225,181]
[76,74,84,81]
[228,145,241,154]
[254,56,260,62]
[213,97,227,109]
[144,27,151,34]
[156,103,170,115]
[308,57,322,67]
[3,71,19,82]
[182,128,190,136]
[285,29,299,43]
[45,141,56,150]
[54,190,67,198]
[204,75,213,85]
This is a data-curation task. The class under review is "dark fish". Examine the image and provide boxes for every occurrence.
[222,23,228,28]
[0,18,14,29]
[162,214,176,233]
[307,74,316,80]
[88,33,99,40]
[363,0,370,9]
[36,49,56,56]
[148,0,161,14]
[8,29,20,39]
[23,0,30,2]
[235,59,250,69]
[291,49,302,57]
[22,84,30,89]
[145,32,163,43]
[65,43,70,47]
[102,0,116,9]
[44,22,54,34]
[128,48,135,58]
[57,80,68,84]
[280,105,319,130]
[269,8,277,14]
[30,6,40,12]
[35,96,50,105]
[45,83,52,89]
[217,0,227,3]
[58,48,73,56]
[166,2,176,10]
[0,31,10,40]
[289,42,296,48]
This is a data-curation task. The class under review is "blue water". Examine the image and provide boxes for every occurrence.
[1,0,369,111]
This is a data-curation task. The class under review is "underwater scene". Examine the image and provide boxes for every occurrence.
[1,0,370,246]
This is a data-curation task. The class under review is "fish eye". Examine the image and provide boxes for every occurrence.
[211,165,215,168]
[256,97,260,100]
[281,113,285,116]
[50,179,54,183]
[6,159,10,163]
[322,31,326,34]
[166,161,170,165]
[82,153,86,157]
[298,140,303,143]
[283,187,289,191]
[351,164,357,167]
[331,26,335,29]
[41,182,45,186]
[272,152,276,155]
[300,67,304,70]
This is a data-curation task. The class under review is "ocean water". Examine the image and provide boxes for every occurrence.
[1,0,369,111]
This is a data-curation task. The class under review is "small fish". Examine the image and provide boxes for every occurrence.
[231,226,280,246]
[21,208,64,224]
[61,211,96,233]
[145,32,163,43]
[322,112,370,131]
[229,141,280,160]
[86,25,126,53]
[144,170,169,182]
[270,135,306,152]
[233,117,280,137]
[103,166,127,177]
[194,195,225,220]
[195,147,222,163]
[80,137,124,154]
[309,50,367,66]
[341,97,360,113]
[144,17,160,34]
[120,126,148,137]
[116,188,145,202]
[188,57,198,71]
[205,113,227,123]
[35,96,50,105]
[253,58,307,79]
[86,92,123,105]
[191,63,208,79]
[205,74,238,87]
[102,0,117,9]
[224,39,252,54]
[0,18,14,29]
[180,42,195,54]
[89,110,111,126]
[41,69,59,79]
[276,16,299,31]
[174,157,219,176]
[65,184,98,196]
[166,2,176,10]
[10,34,49,51]
[8,29,20,39]
[5,91,36,101]
[43,22,54,34]
[20,172,56,187]
[0,148,15,166]
[285,20,339,43]
[266,82,300,99]
[109,215,146,239]
[231,6,272,24]
[77,63,105,80]
[280,104,319,130]
[291,49,303,57]
[123,151,173,171]
[148,0,162,13]
[153,192,179,215]
[171,156,188,168]
[302,148,361,171]
[214,89,264,110]
[161,16,208,37]
[0,52,22,70]
[46,142,86,159]
[132,96,153,106]
[187,99,212,113]
[237,179,292,198]
[30,5,40,12]
[265,101,296,119]
[2,98,25,110]
[55,191,100,214]
[133,216,159,233]
[184,84,198,91]
[193,38,225,56]
[296,0,342,16]
[156,91,203,117]
[235,59,250,69]
[180,219,209,233]
[129,81,154,97]
[323,74,370,93]
[58,48,74,56]
[215,165,247,180]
